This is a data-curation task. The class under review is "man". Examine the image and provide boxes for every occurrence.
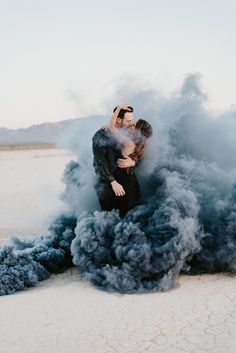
[92,104,137,214]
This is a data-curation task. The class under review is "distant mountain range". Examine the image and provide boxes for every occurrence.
[0,115,104,146]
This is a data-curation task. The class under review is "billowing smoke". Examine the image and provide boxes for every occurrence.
[1,73,236,295]
[0,214,77,295]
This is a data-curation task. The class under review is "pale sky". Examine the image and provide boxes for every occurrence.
[1,0,236,129]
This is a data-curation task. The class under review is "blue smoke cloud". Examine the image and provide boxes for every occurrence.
[1,73,236,295]
[0,214,77,295]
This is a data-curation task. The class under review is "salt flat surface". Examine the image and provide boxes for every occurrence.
[0,148,236,353]
[0,148,74,243]
[0,269,236,353]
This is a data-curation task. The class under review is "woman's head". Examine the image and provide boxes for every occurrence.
[135,119,153,139]
[128,119,152,166]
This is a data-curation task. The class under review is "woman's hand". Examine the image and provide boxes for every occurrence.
[117,104,132,111]
[111,180,125,196]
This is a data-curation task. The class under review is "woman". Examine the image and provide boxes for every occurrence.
[106,104,153,216]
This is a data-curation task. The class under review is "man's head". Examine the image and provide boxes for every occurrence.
[113,105,134,128]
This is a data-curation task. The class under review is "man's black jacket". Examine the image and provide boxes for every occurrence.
[92,128,121,184]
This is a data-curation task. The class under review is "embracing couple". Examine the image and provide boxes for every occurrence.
[92,104,153,217]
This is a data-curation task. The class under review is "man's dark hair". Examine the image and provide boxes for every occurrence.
[113,105,134,119]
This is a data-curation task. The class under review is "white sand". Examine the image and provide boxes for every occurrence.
[1,270,236,353]
[0,148,73,243]
[0,149,236,353]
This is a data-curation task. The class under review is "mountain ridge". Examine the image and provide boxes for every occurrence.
[0,115,103,145]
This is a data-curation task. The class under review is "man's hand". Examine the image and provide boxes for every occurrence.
[117,156,135,169]
[111,180,125,196]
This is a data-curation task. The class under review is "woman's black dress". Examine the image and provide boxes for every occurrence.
[113,167,141,217]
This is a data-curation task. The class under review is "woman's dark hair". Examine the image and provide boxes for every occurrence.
[135,119,153,139]
[113,105,134,119]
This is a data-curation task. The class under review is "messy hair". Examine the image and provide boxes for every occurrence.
[113,105,134,119]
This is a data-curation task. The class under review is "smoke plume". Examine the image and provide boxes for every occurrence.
[1,73,236,295]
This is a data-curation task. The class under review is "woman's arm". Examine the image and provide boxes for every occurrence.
[107,106,120,130]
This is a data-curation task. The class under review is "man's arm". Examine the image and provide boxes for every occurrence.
[92,135,125,196]
[92,138,115,183]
